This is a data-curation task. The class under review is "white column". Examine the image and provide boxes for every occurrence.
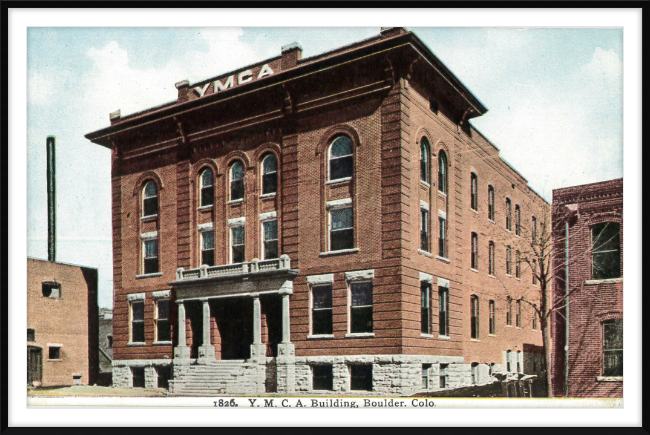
[253,295,262,345]
[177,301,186,347]
[202,299,211,346]
[281,293,291,343]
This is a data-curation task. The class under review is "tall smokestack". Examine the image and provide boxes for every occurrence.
[47,136,56,262]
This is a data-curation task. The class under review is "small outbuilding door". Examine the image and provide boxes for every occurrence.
[27,346,42,386]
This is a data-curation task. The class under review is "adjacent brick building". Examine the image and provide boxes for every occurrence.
[85,27,549,395]
[551,178,623,398]
[98,307,114,386]
[27,257,99,387]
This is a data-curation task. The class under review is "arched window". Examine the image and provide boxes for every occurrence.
[438,151,448,194]
[142,181,158,217]
[515,205,521,235]
[328,135,353,181]
[261,153,278,195]
[470,173,478,210]
[505,198,512,231]
[200,168,214,207]
[506,245,512,275]
[488,186,495,221]
[488,241,495,275]
[471,232,479,270]
[420,137,430,183]
[230,161,245,201]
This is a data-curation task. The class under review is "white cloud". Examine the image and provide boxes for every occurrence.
[27,68,67,106]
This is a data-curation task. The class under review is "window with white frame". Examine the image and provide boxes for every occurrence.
[350,281,373,333]
[420,207,430,252]
[470,295,479,339]
[470,173,478,211]
[230,161,245,201]
[439,286,449,336]
[261,153,278,195]
[505,198,512,231]
[591,222,621,280]
[489,300,496,335]
[438,215,447,258]
[506,297,513,326]
[488,185,495,221]
[231,225,245,263]
[515,204,521,235]
[471,232,479,270]
[130,300,145,344]
[516,299,522,328]
[516,250,521,278]
[506,245,512,275]
[155,299,171,342]
[532,216,537,242]
[422,364,432,389]
[439,364,448,388]
[142,181,158,217]
[263,220,278,260]
[311,285,333,335]
[488,241,495,275]
[420,137,430,184]
[328,136,353,181]
[329,205,353,251]
[201,230,215,266]
[602,319,622,377]
[421,281,431,334]
[471,362,479,384]
[438,151,448,194]
[200,168,214,207]
[143,238,159,274]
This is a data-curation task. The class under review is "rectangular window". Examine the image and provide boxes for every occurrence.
[312,285,333,335]
[130,300,145,343]
[471,363,478,384]
[488,242,495,275]
[506,199,512,231]
[506,246,512,275]
[439,364,448,388]
[488,187,495,220]
[515,205,521,236]
[470,296,479,339]
[471,233,478,269]
[330,207,353,251]
[470,173,478,211]
[263,220,279,260]
[27,328,35,341]
[201,230,215,266]
[42,282,61,298]
[489,300,495,335]
[231,226,245,263]
[48,346,61,360]
[592,222,621,280]
[506,298,512,326]
[438,216,447,258]
[421,282,431,334]
[157,365,171,389]
[107,335,113,348]
[350,365,373,391]
[439,287,449,336]
[516,299,522,328]
[156,299,171,342]
[602,319,623,377]
[313,365,334,390]
[350,281,373,333]
[422,364,431,389]
[532,216,537,242]
[421,208,430,252]
[516,250,521,278]
[143,196,157,217]
[143,239,159,274]
[132,367,145,388]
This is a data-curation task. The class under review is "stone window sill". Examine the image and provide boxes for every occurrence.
[489,274,496,279]
[141,214,158,221]
[438,191,447,198]
[596,376,623,382]
[260,192,277,198]
[471,209,478,215]
[326,177,352,185]
[436,256,450,263]
[47,359,63,362]
[153,341,172,346]
[420,333,434,338]
[320,248,359,257]
[438,335,450,340]
[470,268,479,273]
[418,249,433,258]
[136,272,162,279]
[470,338,480,342]
[307,334,335,340]
[128,342,146,347]
[228,199,244,205]
[488,219,495,224]
[421,180,431,188]
[586,278,623,285]
[198,205,213,210]
[345,333,375,338]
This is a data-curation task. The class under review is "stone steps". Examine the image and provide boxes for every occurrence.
[168,361,259,396]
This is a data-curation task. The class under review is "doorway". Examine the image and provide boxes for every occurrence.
[27,346,42,386]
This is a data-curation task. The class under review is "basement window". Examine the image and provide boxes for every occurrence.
[42,282,61,298]
[422,364,432,389]
[132,367,145,388]
[350,364,372,391]
[312,364,333,391]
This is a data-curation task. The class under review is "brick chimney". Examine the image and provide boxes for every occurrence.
[176,80,190,103]
[281,42,303,70]
[109,110,121,125]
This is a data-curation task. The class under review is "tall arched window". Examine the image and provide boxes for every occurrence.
[438,151,447,194]
[261,153,278,195]
[230,161,245,201]
[488,241,495,275]
[200,168,214,207]
[328,135,353,181]
[488,185,495,221]
[515,205,521,236]
[505,198,512,231]
[470,173,478,211]
[420,137,430,184]
[471,232,479,270]
[142,181,158,217]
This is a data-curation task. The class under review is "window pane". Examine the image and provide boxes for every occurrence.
[592,223,621,279]
[144,181,157,198]
[201,169,214,187]
[603,320,623,349]
[157,300,170,319]
[132,302,144,321]
[439,218,446,257]
[438,153,447,193]
[350,365,373,391]
[145,239,158,258]
[231,161,244,180]
[157,320,171,342]
[263,154,277,173]
[330,136,352,157]
[330,155,353,180]
[143,197,158,216]
[49,347,60,359]
[201,186,214,206]
[351,282,372,306]
[144,258,159,274]
[232,227,245,245]
[202,231,214,250]
[264,221,278,241]
[331,208,352,230]
[202,249,215,266]
[262,173,277,194]
[439,289,448,336]
[264,241,278,260]
[603,351,623,376]
[351,306,373,333]
[313,286,332,309]
[313,310,333,335]
[232,245,245,264]
[231,179,244,200]
[132,323,145,343]
[420,139,429,182]
[313,365,334,390]
[421,209,429,251]
[331,229,353,251]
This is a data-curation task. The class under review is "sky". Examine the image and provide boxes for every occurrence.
[26,27,623,308]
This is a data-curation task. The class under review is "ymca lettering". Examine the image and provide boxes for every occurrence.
[194,64,274,97]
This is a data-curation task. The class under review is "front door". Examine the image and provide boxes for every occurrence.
[27,346,42,386]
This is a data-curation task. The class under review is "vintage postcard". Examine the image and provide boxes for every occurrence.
[13,8,640,426]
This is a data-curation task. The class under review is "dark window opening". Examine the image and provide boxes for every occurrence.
[143,239,159,274]
[132,367,145,388]
[592,222,621,280]
[421,208,429,252]
[516,299,522,328]
[262,154,278,195]
[471,362,479,384]
[312,285,333,335]
[489,300,495,335]
[201,231,215,266]
[200,168,214,207]
[603,319,623,377]
[230,161,245,201]
[438,151,448,194]
[438,217,447,258]
[516,250,521,278]
[488,186,495,220]
[506,198,512,230]
[48,346,61,360]
[429,99,439,114]
[489,241,495,275]
[470,173,478,211]
[515,205,521,235]
[350,281,373,333]
[263,220,278,260]
[439,287,449,336]
[231,226,245,263]
[330,207,353,251]
[506,298,513,326]
[421,282,431,334]
[329,136,353,181]
[131,301,145,343]
[157,365,171,389]
[42,282,61,298]
[156,299,171,342]
[470,295,479,339]
[27,328,35,341]
[420,138,430,183]
[107,335,113,348]
[142,181,158,217]
[422,364,432,389]
[506,246,512,275]
[471,232,479,269]
[350,364,373,391]
[313,365,334,390]
[439,364,448,388]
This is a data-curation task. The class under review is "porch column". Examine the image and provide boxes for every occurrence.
[197,298,215,363]
[250,293,266,362]
[173,301,190,363]
[281,293,291,344]
[277,286,295,394]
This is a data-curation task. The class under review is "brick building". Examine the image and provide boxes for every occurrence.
[85,27,548,395]
[551,178,623,398]
[27,257,99,387]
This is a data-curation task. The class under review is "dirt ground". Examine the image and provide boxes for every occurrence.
[27,385,167,397]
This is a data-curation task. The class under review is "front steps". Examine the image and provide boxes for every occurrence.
[168,360,264,396]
